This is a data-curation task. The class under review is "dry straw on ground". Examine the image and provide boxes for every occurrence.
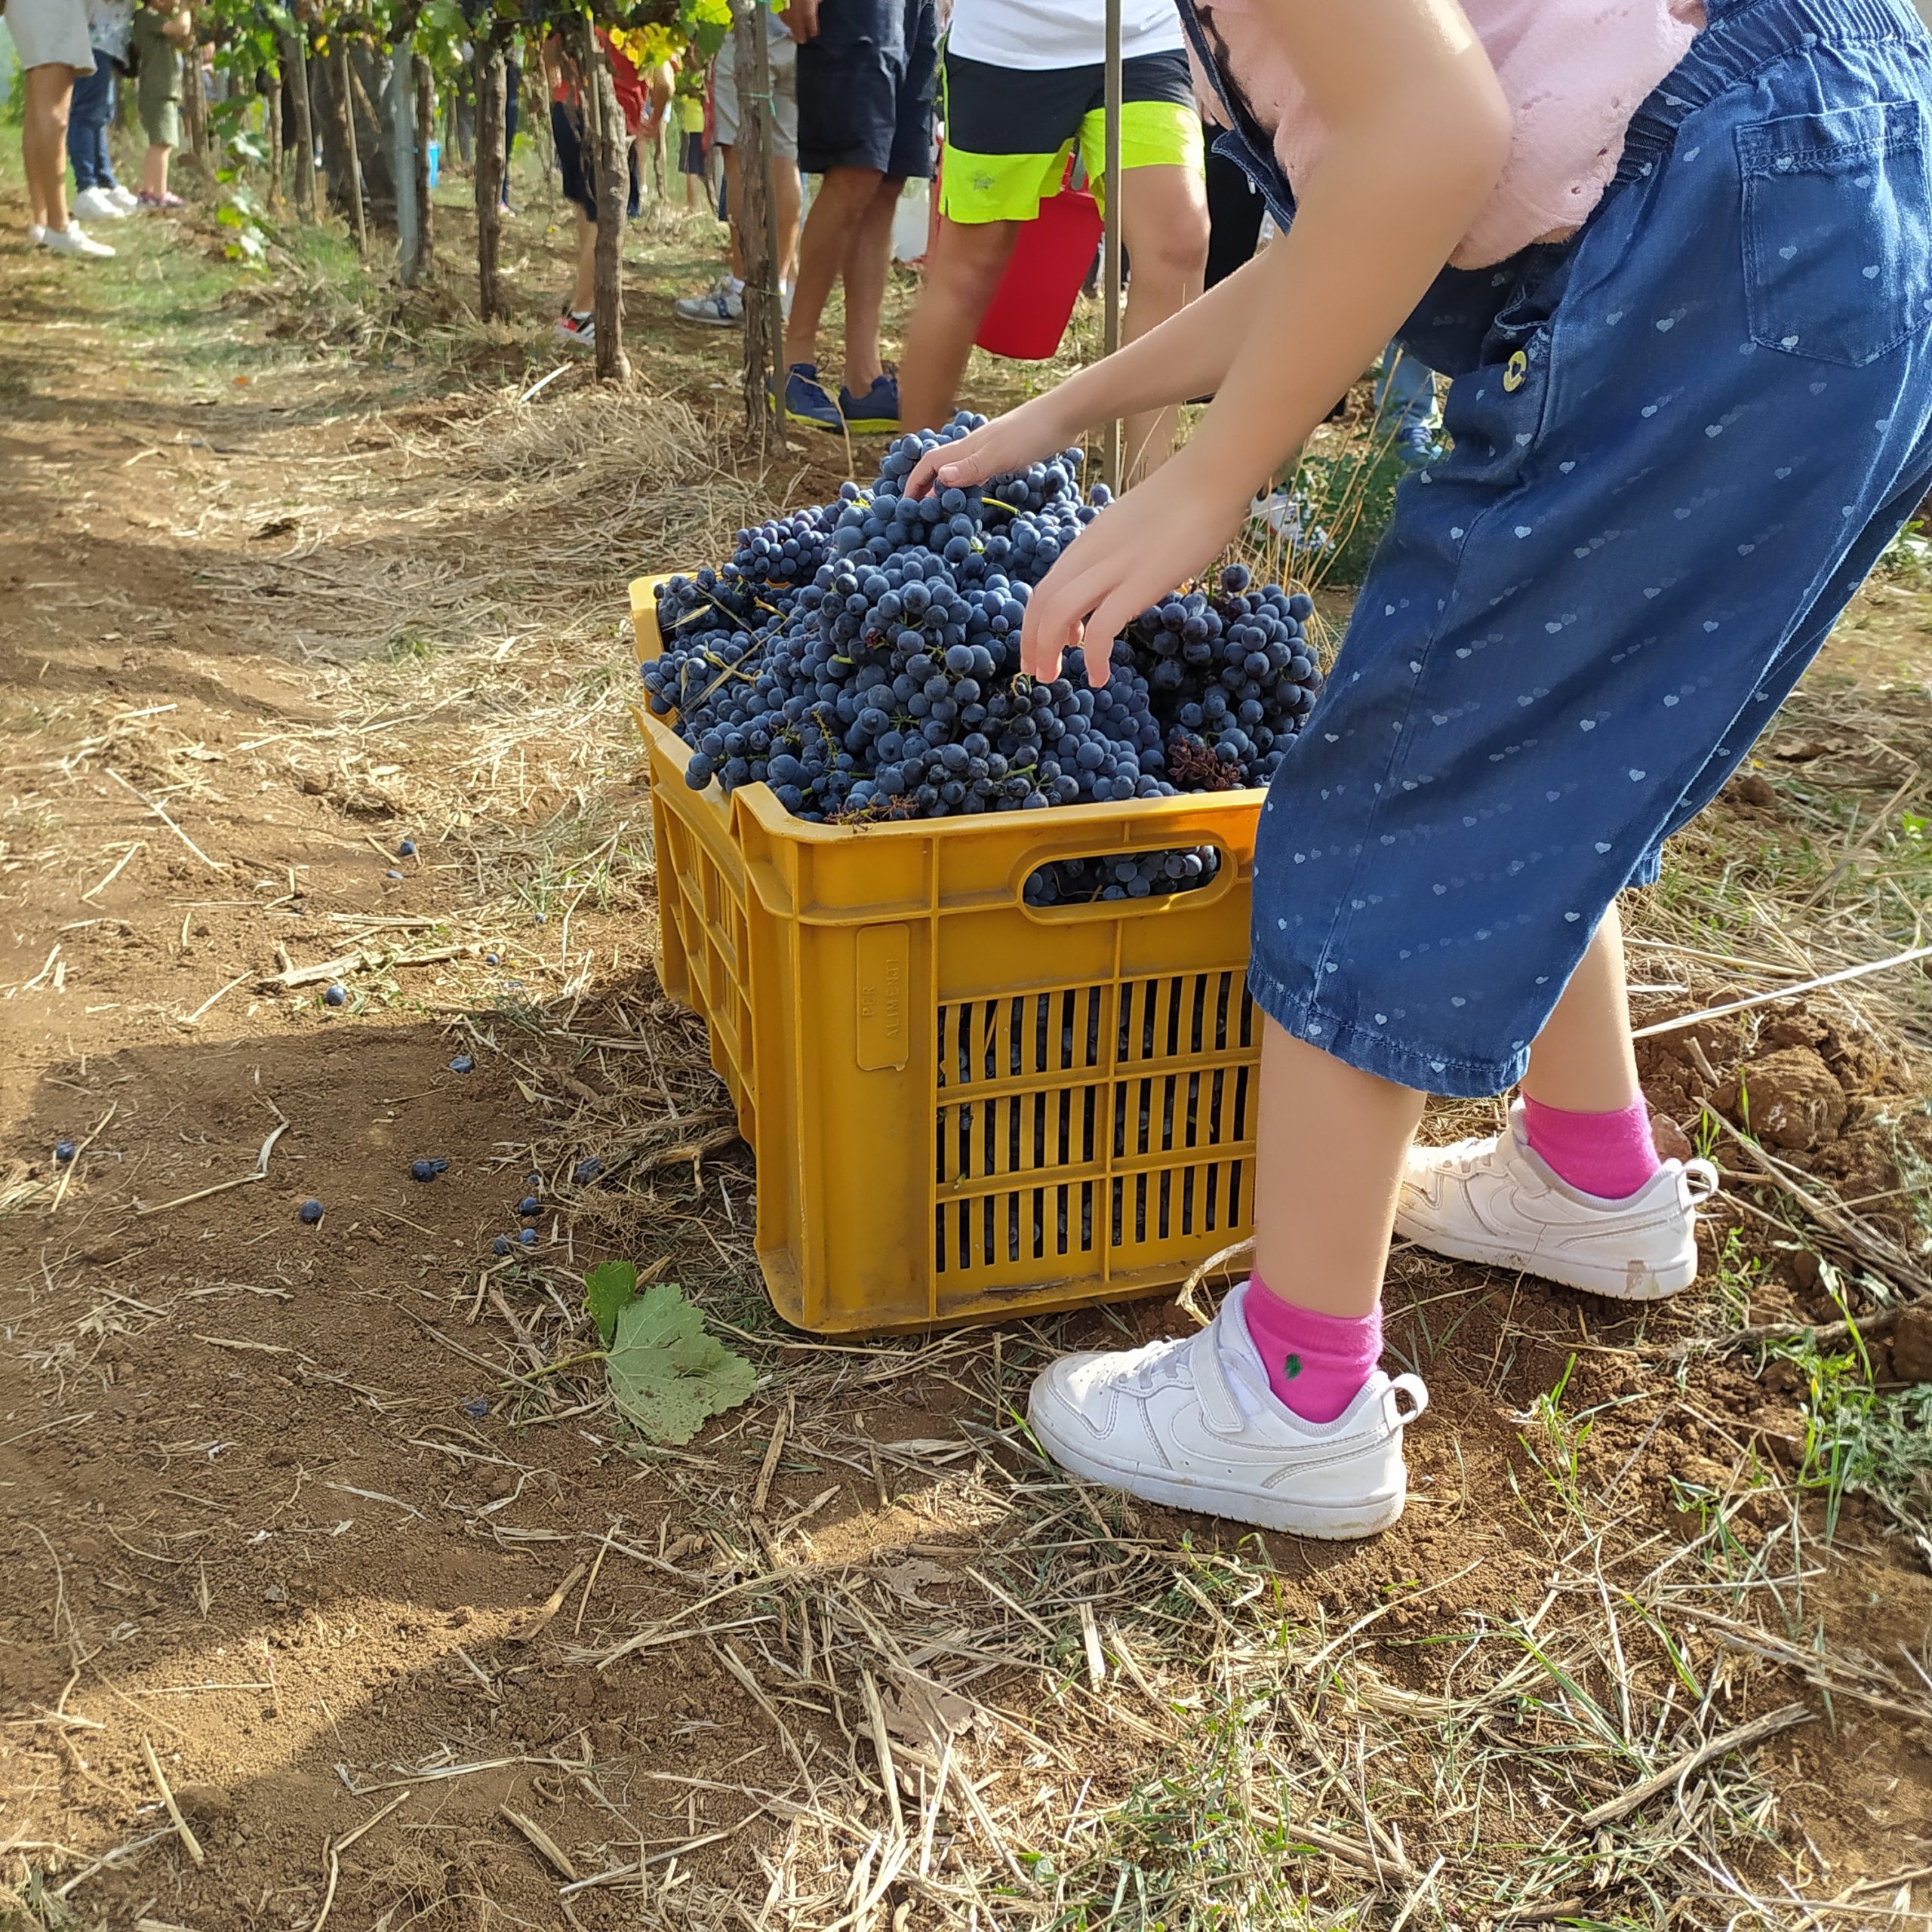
[12,368,1928,1930]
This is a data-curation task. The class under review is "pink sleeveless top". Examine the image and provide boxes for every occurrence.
[1194,0,1706,268]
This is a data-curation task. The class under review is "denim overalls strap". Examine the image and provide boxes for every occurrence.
[1173,0,1299,227]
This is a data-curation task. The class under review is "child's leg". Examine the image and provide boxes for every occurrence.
[1029,3,1932,1531]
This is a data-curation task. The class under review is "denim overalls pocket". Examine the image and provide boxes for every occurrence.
[1739,99,1932,367]
[1433,249,1572,491]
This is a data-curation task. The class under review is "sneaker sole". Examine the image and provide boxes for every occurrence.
[1391,1218,1697,1301]
[785,408,844,432]
[842,417,900,434]
[674,310,741,326]
[1028,1400,1407,1539]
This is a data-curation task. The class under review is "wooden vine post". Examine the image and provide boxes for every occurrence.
[334,36,368,252]
[390,32,420,278]
[281,30,318,219]
[473,38,507,320]
[734,0,786,451]
[583,15,631,383]
[412,52,435,278]
[264,66,283,210]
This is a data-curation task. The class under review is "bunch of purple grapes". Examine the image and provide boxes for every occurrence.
[638,414,1324,900]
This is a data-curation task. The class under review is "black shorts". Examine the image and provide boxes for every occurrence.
[940,47,1194,158]
[795,0,937,179]
[679,129,705,174]
[552,100,641,221]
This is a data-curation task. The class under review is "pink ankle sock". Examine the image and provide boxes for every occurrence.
[1521,1094,1660,1200]
[1240,1278,1383,1425]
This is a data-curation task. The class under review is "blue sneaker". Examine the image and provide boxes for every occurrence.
[777,363,842,433]
[1392,423,1443,469]
[839,370,900,433]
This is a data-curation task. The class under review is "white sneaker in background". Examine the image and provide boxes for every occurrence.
[673,275,743,326]
[41,223,115,258]
[1026,1280,1429,1537]
[1395,1099,1718,1301]
[72,186,129,222]
[107,183,140,212]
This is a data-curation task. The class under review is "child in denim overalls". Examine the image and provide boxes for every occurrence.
[910,0,1932,1534]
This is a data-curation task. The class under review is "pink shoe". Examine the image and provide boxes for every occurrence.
[137,190,186,210]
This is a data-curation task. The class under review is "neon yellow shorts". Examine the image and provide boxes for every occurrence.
[938,48,1203,223]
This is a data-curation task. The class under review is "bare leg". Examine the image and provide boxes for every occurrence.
[719,140,743,279]
[1115,162,1208,482]
[1251,1019,1427,1320]
[839,174,901,391]
[24,65,78,231]
[570,205,595,312]
[897,212,1019,429]
[783,164,882,371]
[1520,904,1642,1112]
[140,142,174,196]
[1251,903,1640,1322]
[775,158,801,286]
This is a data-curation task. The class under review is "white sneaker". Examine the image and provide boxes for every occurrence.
[41,223,115,258]
[1395,1100,1719,1301]
[27,222,46,245]
[72,186,129,222]
[1026,1281,1429,1537]
[673,275,743,326]
[107,183,140,212]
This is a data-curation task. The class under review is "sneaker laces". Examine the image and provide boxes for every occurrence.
[1111,1334,1193,1395]
[1423,1131,1506,1180]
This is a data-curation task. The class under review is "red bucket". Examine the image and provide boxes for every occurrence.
[937,146,1102,362]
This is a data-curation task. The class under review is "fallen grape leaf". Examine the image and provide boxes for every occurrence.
[584,1260,638,1349]
[604,1284,755,1444]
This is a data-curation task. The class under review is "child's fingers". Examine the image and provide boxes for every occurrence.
[904,449,944,500]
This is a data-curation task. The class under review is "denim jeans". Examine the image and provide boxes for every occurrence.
[1184,0,1932,1094]
[68,54,116,192]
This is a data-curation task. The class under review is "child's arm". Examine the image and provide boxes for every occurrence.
[914,0,1512,684]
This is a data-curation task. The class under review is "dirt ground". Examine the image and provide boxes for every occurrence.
[3,164,1931,1932]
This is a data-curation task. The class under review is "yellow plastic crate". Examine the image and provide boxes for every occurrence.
[630,574,1267,1334]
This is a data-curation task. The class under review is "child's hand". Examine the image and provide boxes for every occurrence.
[904,396,1077,501]
[1020,460,1249,689]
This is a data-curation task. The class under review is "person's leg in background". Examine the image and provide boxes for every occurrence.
[136,35,183,204]
[69,55,128,220]
[838,171,903,396]
[896,208,1023,429]
[677,32,802,328]
[895,45,1047,434]
[1111,137,1207,479]
[24,63,83,241]
[787,0,928,429]
[502,57,521,208]
[551,98,598,340]
[782,165,885,411]
[1203,135,1263,289]
[1373,344,1441,464]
